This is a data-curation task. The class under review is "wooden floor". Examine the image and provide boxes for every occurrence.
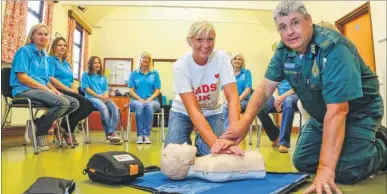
[1,128,386,194]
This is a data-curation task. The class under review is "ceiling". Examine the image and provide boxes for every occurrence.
[64,1,279,26]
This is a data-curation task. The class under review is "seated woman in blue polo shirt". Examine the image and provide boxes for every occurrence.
[81,56,122,144]
[128,52,161,144]
[47,37,94,145]
[222,53,252,129]
[10,24,79,151]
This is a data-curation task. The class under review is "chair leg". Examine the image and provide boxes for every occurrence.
[1,104,11,132]
[249,124,253,146]
[157,114,160,128]
[126,107,131,142]
[119,111,124,141]
[80,119,86,141]
[34,109,39,118]
[85,117,90,144]
[255,118,262,148]
[161,108,165,142]
[65,115,74,148]
[27,102,39,154]
[299,112,302,131]
[56,119,63,147]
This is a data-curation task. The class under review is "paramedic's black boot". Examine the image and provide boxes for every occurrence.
[376,126,387,171]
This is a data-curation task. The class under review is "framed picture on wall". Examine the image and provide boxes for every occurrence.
[103,58,133,87]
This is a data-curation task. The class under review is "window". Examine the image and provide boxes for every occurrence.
[72,23,83,79]
[26,1,44,34]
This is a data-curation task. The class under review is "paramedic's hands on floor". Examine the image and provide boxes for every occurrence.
[303,166,342,194]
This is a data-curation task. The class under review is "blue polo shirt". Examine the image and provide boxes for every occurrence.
[81,72,108,99]
[128,69,161,100]
[10,44,50,97]
[235,68,252,100]
[277,80,292,96]
[47,56,74,88]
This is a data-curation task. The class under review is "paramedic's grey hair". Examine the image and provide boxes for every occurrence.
[273,1,309,22]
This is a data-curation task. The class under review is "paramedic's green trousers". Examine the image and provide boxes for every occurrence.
[293,111,386,184]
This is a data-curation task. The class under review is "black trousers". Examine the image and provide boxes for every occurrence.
[59,89,94,133]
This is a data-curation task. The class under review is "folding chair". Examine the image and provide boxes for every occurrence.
[1,68,74,154]
[125,92,165,142]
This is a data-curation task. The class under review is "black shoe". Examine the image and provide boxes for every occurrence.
[376,126,387,171]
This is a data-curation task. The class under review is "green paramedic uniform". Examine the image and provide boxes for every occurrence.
[265,25,386,184]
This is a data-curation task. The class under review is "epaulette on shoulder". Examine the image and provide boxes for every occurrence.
[314,25,342,51]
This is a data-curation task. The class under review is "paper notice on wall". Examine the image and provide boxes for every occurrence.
[105,59,132,85]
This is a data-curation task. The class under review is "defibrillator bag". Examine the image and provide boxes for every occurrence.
[83,151,159,185]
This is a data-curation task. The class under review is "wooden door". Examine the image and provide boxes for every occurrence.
[336,2,376,72]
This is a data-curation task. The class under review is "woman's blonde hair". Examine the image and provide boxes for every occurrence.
[135,51,154,72]
[187,20,216,40]
[231,53,245,69]
[317,21,339,32]
[48,37,67,59]
[25,23,49,45]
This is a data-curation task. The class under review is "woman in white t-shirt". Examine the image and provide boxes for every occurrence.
[164,20,243,156]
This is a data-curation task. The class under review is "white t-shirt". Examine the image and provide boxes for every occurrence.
[171,50,236,116]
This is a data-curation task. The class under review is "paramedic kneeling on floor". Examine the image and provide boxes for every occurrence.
[212,1,387,194]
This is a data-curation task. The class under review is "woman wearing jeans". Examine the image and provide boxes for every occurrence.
[10,24,79,151]
[128,52,161,144]
[164,20,243,156]
[48,37,94,145]
[81,56,122,144]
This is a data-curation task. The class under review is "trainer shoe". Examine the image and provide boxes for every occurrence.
[37,135,50,151]
[107,132,122,144]
[136,136,144,144]
[144,136,152,144]
[278,145,289,153]
[376,126,387,171]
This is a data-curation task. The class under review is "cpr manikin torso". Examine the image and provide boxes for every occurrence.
[160,143,266,182]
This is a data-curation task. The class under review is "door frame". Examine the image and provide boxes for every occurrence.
[335,1,376,72]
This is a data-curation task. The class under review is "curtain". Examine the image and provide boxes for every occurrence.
[82,29,89,73]
[66,17,76,66]
[1,1,28,63]
[43,1,54,51]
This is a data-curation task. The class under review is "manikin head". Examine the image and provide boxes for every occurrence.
[160,143,197,180]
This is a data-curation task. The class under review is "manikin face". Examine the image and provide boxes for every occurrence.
[188,30,215,64]
[31,26,49,48]
[160,143,197,180]
[275,11,313,54]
